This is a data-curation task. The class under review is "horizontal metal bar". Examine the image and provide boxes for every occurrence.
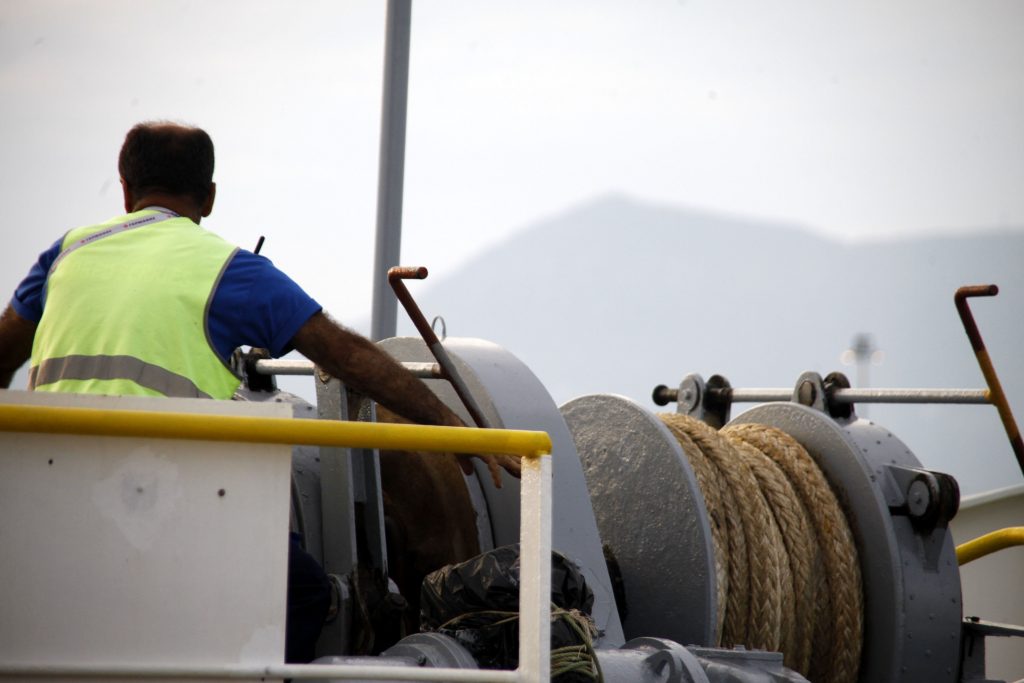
[253,359,316,375]
[658,386,990,405]
[253,359,443,379]
[728,387,990,405]
[0,404,552,458]
[828,388,990,404]
[0,662,519,681]
[726,389,795,403]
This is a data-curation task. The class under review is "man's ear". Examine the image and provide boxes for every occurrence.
[120,178,134,213]
[201,182,216,218]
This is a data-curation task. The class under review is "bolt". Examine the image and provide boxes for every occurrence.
[681,388,697,411]
[797,380,817,406]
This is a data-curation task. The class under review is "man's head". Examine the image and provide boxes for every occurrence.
[118,121,216,221]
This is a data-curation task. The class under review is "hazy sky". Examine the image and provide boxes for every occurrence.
[3,0,1023,331]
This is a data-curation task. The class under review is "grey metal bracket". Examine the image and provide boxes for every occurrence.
[314,370,390,657]
[792,371,827,413]
[960,618,1024,683]
[314,371,389,577]
[885,464,960,533]
[675,373,733,429]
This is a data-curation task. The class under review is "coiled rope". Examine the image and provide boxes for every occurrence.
[437,606,604,681]
[658,414,863,683]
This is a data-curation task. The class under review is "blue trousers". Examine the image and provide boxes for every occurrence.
[286,533,331,663]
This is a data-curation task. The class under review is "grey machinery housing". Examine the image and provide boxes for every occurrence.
[237,337,1013,683]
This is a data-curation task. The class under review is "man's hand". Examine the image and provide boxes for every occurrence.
[389,404,522,487]
[455,450,523,488]
[0,305,36,388]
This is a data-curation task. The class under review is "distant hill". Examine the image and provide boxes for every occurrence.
[395,194,1024,495]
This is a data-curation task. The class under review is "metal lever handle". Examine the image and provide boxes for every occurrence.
[388,266,493,429]
[955,284,1024,477]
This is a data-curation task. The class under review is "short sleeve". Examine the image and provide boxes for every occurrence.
[206,250,322,361]
[10,236,65,323]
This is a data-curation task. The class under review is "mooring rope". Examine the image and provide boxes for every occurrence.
[658,414,863,683]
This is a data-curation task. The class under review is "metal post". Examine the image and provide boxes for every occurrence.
[370,0,413,342]
[518,453,552,683]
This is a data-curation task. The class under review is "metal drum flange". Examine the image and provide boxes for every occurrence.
[379,337,625,647]
[730,403,962,683]
[561,394,717,647]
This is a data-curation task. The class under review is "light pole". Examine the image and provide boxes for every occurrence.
[841,333,884,415]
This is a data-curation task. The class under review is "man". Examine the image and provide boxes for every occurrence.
[0,121,517,662]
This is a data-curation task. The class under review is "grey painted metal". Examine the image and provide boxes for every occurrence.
[234,388,324,562]
[306,655,424,683]
[960,619,1024,683]
[687,645,809,682]
[316,374,361,578]
[596,638,710,682]
[370,0,413,342]
[560,394,717,647]
[308,633,479,682]
[234,388,355,657]
[377,337,625,647]
[383,633,480,670]
[314,375,389,575]
[730,403,962,683]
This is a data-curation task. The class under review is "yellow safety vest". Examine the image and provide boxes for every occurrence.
[29,209,242,399]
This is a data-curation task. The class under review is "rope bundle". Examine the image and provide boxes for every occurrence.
[658,414,863,683]
[437,606,603,681]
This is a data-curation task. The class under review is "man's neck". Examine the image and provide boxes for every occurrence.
[131,194,202,223]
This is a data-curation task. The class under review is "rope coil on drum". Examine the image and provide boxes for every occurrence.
[658,414,864,683]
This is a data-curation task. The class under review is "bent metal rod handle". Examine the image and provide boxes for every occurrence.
[388,266,493,429]
[955,284,1024,477]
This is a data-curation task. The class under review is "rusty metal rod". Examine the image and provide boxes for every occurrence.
[388,266,493,429]
[652,384,990,407]
[955,284,1024,477]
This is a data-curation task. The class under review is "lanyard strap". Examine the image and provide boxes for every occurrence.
[48,209,179,277]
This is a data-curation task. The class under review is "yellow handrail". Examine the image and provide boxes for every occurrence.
[956,527,1024,565]
[0,403,552,458]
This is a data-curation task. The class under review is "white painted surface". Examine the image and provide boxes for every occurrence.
[0,391,293,675]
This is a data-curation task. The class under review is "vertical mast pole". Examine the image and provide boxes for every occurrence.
[370,0,413,341]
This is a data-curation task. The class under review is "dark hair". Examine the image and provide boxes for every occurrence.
[118,122,215,205]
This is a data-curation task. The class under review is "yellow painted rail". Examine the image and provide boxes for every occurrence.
[956,527,1024,566]
[0,403,552,458]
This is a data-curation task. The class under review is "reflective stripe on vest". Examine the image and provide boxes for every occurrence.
[28,355,212,398]
[30,209,241,400]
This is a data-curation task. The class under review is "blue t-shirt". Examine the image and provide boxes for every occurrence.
[12,233,322,363]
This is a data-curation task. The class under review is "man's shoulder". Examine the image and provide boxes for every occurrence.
[61,210,169,249]
[220,249,310,293]
[62,213,132,248]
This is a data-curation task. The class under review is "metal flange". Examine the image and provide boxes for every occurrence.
[379,337,625,647]
[561,394,717,647]
[729,403,962,683]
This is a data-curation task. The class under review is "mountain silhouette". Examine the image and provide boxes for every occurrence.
[396,194,1024,495]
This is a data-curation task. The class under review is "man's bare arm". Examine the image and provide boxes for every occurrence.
[290,312,521,483]
[291,311,465,428]
[0,304,36,388]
